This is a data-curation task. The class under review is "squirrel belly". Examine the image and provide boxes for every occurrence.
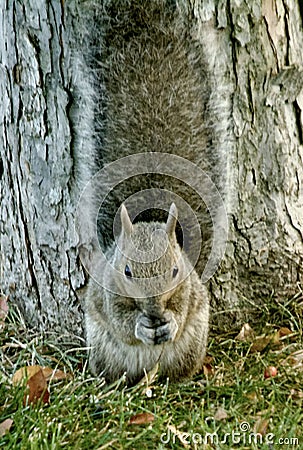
[85,204,209,384]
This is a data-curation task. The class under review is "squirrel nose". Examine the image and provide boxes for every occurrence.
[141,298,164,318]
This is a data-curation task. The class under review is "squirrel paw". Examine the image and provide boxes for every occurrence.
[135,312,178,345]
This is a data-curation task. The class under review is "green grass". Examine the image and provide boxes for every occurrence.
[1,292,302,450]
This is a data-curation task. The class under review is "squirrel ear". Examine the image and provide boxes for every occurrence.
[120,204,133,237]
[166,203,178,238]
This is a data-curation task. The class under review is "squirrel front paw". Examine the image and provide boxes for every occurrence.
[135,312,178,345]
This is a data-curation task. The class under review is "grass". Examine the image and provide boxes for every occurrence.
[0,291,302,450]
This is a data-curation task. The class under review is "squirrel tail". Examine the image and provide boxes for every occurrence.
[81,0,188,65]
[69,0,232,258]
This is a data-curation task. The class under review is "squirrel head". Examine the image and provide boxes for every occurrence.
[112,203,187,300]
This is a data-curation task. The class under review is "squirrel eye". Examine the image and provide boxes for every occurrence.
[172,266,179,278]
[124,264,132,278]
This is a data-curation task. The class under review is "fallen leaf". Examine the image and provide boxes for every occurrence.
[26,368,49,406]
[0,418,13,437]
[129,412,154,425]
[203,363,214,377]
[203,355,213,365]
[253,418,269,436]
[214,407,228,421]
[12,366,50,406]
[235,323,255,341]
[278,327,293,338]
[12,365,42,385]
[0,295,9,330]
[203,355,214,376]
[42,367,70,381]
[249,328,294,354]
[13,365,70,385]
[271,332,280,346]
[272,327,293,347]
[250,336,271,353]
[41,367,56,380]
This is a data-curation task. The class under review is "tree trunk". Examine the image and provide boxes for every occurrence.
[0,0,85,334]
[210,0,303,328]
[0,0,302,334]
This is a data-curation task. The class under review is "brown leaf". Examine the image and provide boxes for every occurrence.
[41,367,56,380]
[0,295,9,330]
[26,368,50,406]
[13,365,70,385]
[203,355,213,364]
[278,327,293,338]
[129,412,154,425]
[202,355,214,377]
[42,367,70,381]
[253,418,269,436]
[271,333,281,347]
[12,365,42,385]
[235,323,255,341]
[250,336,271,353]
[214,407,228,421]
[12,366,50,405]
[271,327,293,347]
[203,363,214,377]
[0,418,13,437]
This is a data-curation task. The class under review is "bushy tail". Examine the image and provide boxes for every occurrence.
[68,0,231,276]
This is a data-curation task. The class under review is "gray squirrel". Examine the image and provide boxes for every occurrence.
[69,0,229,383]
[85,203,209,384]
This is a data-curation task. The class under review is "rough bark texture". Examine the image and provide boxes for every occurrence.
[0,0,302,334]
[0,0,85,334]
[211,0,303,328]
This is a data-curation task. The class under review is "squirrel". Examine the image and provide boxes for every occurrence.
[69,0,229,383]
[85,203,209,384]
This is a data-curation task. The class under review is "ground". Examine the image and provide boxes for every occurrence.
[0,290,302,449]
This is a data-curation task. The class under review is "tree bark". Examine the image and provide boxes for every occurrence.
[210,0,303,328]
[0,0,85,334]
[0,0,302,333]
